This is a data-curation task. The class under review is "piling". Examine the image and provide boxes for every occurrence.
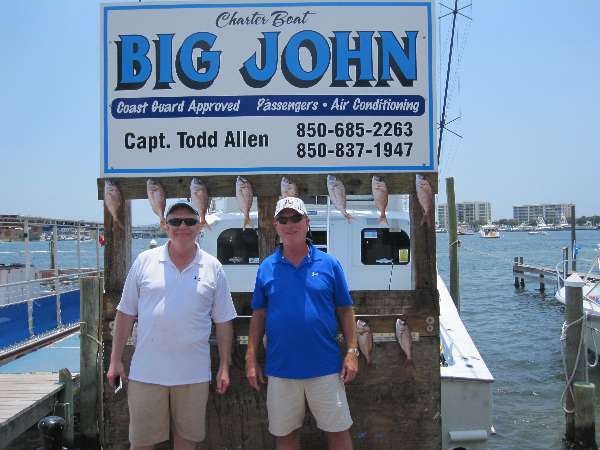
[564,274,587,444]
[513,257,520,288]
[562,247,569,287]
[573,382,597,449]
[446,177,459,311]
[80,276,102,449]
[571,204,577,272]
[539,274,545,293]
[56,368,75,447]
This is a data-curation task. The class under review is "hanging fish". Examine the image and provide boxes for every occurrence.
[146,179,166,226]
[190,177,211,230]
[372,175,389,225]
[395,318,414,368]
[236,176,254,229]
[104,179,124,230]
[281,176,300,198]
[356,319,374,366]
[415,174,433,226]
[327,175,352,221]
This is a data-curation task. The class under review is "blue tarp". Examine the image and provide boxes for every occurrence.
[32,295,58,335]
[0,302,30,348]
[60,290,80,326]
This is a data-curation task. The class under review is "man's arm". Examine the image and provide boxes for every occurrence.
[245,308,266,391]
[107,311,136,387]
[215,320,233,394]
[336,306,358,384]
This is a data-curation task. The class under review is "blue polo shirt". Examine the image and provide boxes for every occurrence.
[252,244,353,379]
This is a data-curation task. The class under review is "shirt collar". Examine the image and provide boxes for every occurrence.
[159,241,203,265]
[275,242,322,264]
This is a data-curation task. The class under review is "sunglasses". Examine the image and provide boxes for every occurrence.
[276,214,304,224]
[167,218,199,227]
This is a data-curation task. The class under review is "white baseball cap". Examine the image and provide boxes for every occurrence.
[165,200,199,217]
[274,197,308,218]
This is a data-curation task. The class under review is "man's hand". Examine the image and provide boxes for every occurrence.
[216,364,230,394]
[340,352,358,384]
[107,360,127,388]
[246,357,265,391]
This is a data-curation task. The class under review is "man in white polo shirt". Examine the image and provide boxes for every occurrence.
[107,200,237,450]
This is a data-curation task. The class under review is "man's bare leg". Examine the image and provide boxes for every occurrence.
[173,431,198,450]
[326,430,353,450]
[276,430,301,450]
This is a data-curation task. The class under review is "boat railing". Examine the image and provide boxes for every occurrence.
[555,257,600,306]
[0,269,103,307]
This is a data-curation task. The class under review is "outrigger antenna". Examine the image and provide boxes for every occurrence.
[437,0,472,165]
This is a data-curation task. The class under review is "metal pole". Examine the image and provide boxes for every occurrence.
[571,205,576,273]
[53,225,61,326]
[562,247,569,288]
[446,177,459,311]
[24,218,33,337]
[96,225,100,274]
[76,223,81,274]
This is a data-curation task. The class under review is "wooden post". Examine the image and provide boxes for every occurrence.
[446,177,459,311]
[101,187,132,449]
[257,196,278,260]
[564,274,586,444]
[57,368,75,447]
[81,276,102,449]
[571,204,577,273]
[539,274,545,293]
[573,382,597,449]
[519,256,525,288]
[562,247,569,288]
[513,257,520,288]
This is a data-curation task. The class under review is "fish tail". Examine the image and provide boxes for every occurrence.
[344,211,353,222]
[243,215,253,229]
[378,215,388,225]
[200,218,211,230]
[403,359,415,369]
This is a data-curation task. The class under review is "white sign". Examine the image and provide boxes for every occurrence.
[101,1,436,176]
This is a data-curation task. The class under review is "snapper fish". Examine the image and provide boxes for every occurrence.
[236,176,254,229]
[146,179,166,227]
[104,179,124,230]
[415,174,434,226]
[281,176,299,198]
[395,318,414,368]
[372,175,389,225]
[190,177,211,230]
[356,319,374,366]
[327,175,352,221]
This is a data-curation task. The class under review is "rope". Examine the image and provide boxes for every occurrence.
[560,315,587,413]
[79,321,102,346]
[448,239,461,248]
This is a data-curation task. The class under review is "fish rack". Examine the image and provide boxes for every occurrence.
[94,171,440,450]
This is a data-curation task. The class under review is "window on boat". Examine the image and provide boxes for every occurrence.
[310,230,327,253]
[216,228,259,265]
[361,228,410,265]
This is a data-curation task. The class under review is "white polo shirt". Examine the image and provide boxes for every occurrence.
[117,242,237,386]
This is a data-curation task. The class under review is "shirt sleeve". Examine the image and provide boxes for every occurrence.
[332,259,353,307]
[251,269,267,310]
[116,256,141,316]
[211,266,237,323]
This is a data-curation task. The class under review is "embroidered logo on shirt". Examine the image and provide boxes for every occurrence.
[311,272,319,277]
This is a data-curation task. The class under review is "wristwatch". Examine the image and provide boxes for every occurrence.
[347,347,359,356]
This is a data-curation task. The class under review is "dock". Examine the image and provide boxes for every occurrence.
[0,370,75,447]
[512,256,600,291]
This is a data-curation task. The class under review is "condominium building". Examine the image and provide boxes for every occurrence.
[513,203,573,225]
[437,201,492,228]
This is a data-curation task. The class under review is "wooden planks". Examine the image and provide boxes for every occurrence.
[97,173,438,200]
[0,373,63,447]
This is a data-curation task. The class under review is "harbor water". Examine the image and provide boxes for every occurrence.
[2,230,600,449]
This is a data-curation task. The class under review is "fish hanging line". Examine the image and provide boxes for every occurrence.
[437,0,472,165]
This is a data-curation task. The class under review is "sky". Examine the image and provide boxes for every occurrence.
[0,0,598,225]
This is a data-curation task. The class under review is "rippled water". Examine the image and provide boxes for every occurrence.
[3,231,600,448]
[437,230,600,450]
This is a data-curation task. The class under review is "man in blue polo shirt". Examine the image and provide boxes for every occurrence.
[246,197,358,450]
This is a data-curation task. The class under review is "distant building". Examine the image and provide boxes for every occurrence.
[512,203,573,225]
[437,201,492,228]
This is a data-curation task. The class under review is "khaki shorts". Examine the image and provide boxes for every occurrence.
[128,380,209,446]
[267,373,353,436]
